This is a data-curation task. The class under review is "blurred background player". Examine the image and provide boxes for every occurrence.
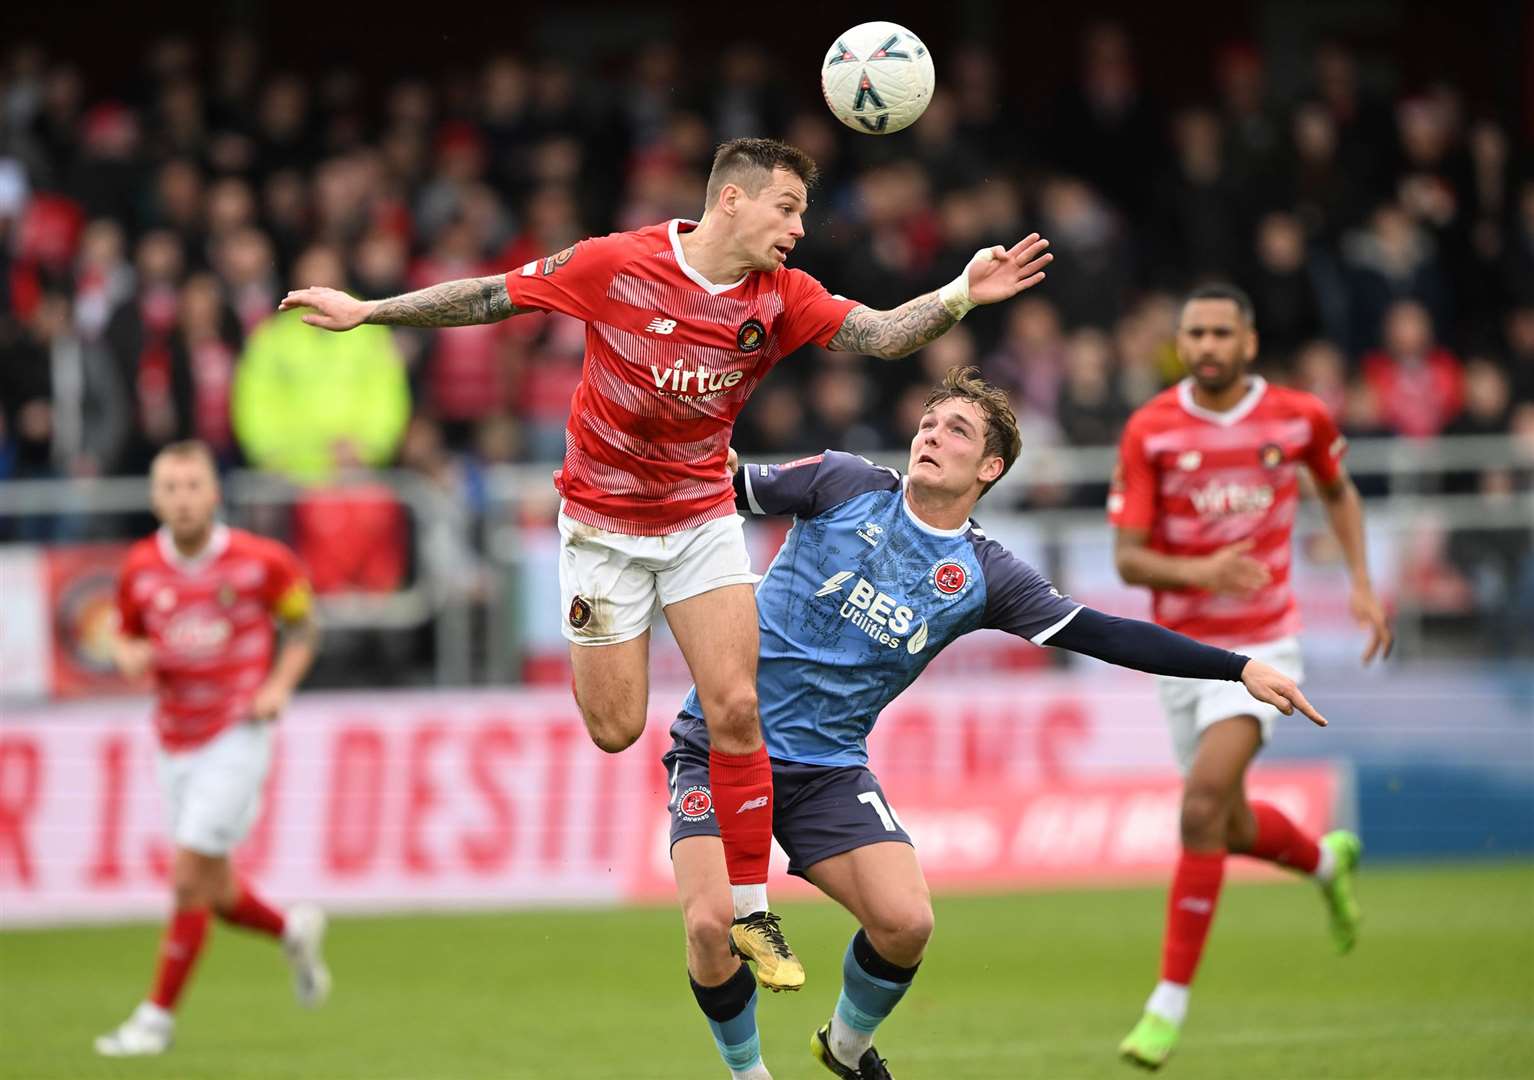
[667,368,1327,1080]
[279,137,1053,988]
[94,440,328,1057]
[1109,283,1393,1070]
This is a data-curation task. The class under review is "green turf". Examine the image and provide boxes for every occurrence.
[3,862,1531,1079]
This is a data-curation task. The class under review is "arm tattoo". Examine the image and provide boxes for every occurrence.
[365,274,522,327]
[827,293,958,359]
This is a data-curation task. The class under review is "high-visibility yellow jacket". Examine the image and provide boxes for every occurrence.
[232,310,411,485]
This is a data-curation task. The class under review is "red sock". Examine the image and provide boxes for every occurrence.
[148,908,211,1011]
[219,880,286,938]
[708,746,773,886]
[1245,801,1321,874]
[1161,849,1226,986]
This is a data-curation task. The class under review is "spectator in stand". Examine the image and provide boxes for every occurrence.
[106,230,193,473]
[1050,22,1162,219]
[984,298,1067,420]
[1342,203,1451,355]
[1285,101,1368,246]
[171,273,242,465]
[802,355,883,455]
[1360,300,1465,438]
[231,245,409,484]
[1036,175,1133,329]
[73,218,134,343]
[1150,107,1244,291]
[1244,211,1329,366]
[1290,340,1350,419]
[1056,327,1128,448]
[214,226,281,337]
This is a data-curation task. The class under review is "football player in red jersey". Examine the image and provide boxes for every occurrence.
[95,441,328,1057]
[281,137,1053,990]
[1110,285,1392,1069]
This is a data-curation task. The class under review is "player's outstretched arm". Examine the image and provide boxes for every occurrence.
[278,275,526,331]
[829,234,1052,359]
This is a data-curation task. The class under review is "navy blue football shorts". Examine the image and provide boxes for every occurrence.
[661,713,914,878]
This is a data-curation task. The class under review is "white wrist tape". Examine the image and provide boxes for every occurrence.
[937,247,996,320]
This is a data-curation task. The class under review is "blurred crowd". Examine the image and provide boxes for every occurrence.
[1,22,1530,667]
[4,26,1533,490]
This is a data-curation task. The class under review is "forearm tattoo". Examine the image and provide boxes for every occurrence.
[365,275,520,327]
[828,293,958,359]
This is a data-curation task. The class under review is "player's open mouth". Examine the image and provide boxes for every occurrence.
[916,453,939,468]
[773,244,792,260]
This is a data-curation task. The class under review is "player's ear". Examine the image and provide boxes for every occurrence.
[1245,325,1260,362]
[978,455,1004,485]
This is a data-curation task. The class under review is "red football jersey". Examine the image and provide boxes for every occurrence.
[1107,376,1347,646]
[504,219,861,535]
[117,525,312,750]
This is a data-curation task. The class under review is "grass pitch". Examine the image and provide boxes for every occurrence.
[3,861,1530,1079]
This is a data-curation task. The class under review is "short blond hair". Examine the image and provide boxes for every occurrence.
[151,439,218,476]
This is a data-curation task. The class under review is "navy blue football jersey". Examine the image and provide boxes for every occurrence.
[678,452,1082,765]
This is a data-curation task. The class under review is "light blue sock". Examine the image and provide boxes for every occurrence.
[692,966,763,1075]
[830,930,919,1064]
[707,991,761,1073]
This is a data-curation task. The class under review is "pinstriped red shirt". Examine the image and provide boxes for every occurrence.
[1108,377,1347,646]
[505,219,860,536]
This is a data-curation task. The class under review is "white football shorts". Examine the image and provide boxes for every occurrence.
[1155,634,1305,774]
[557,507,760,647]
[157,720,273,856]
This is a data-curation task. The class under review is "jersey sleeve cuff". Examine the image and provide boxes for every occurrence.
[1029,604,1084,645]
[741,464,765,516]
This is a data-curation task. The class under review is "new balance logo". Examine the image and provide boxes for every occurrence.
[736,796,769,813]
[1176,897,1214,915]
[644,317,677,334]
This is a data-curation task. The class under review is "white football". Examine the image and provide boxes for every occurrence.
[820,22,935,135]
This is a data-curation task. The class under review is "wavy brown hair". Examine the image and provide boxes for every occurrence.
[921,366,1022,498]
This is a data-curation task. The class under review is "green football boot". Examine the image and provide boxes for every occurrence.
[1319,829,1363,954]
[1118,1012,1179,1071]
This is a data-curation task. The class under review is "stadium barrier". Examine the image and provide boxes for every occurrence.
[0,685,1349,926]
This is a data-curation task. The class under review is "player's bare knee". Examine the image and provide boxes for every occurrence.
[1179,786,1230,847]
[171,865,217,910]
[683,901,736,977]
[581,708,645,754]
[698,687,760,754]
[867,901,934,967]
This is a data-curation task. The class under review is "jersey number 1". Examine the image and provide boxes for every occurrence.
[858,791,900,832]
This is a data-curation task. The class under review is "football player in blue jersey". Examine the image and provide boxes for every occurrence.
[665,367,1326,1080]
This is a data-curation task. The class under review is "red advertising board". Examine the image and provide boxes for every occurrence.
[0,688,1345,926]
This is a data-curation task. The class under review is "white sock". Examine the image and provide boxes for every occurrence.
[729,1061,772,1080]
[133,1001,173,1030]
[1314,840,1337,885]
[1145,980,1190,1026]
[828,1013,873,1068]
[731,884,768,920]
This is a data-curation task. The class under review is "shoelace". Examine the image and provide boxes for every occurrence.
[744,912,794,958]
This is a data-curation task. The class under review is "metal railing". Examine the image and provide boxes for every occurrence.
[3,435,1531,686]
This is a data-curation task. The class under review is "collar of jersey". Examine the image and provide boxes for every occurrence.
[899,476,972,537]
[156,522,230,573]
[669,219,748,295]
[1176,374,1268,426]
